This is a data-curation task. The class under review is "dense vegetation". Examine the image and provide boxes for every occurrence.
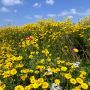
[0,17,90,90]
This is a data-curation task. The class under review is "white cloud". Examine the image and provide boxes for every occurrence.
[70,9,77,14]
[59,8,77,16]
[34,15,43,19]
[58,8,90,17]
[67,15,73,19]
[32,2,41,8]
[24,16,32,19]
[46,0,54,5]
[85,9,90,15]
[0,7,10,12]
[47,14,56,18]
[4,18,13,22]
[1,0,23,6]
[78,8,90,16]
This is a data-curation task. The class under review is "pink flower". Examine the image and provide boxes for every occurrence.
[26,36,33,40]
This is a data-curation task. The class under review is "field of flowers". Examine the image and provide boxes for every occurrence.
[0,17,90,90]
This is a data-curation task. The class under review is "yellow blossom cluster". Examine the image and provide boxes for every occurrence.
[0,17,90,90]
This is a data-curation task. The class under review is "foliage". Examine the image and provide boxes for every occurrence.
[0,17,90,90]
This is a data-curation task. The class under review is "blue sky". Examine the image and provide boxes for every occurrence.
[0,0,90,26]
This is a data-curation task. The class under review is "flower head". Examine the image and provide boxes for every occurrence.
[81,83,88,89]
[54,79,60,85]
[73,48,79,53]
[14,85,24,90]
[42,82,49,89]
[70,78,76,85]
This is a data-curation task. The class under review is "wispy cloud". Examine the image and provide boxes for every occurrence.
[47,14,56,18]
[78,8,90,16]
[3,18,13,23]
[67,15,73,19]
[58,9,77,17]
[46,0,55,5]
[32,2,41,8]
[24,16,32,19]
[58,8,90,17]
[0,7,10,12]
[34,15,43,19]
[1,0,23,6]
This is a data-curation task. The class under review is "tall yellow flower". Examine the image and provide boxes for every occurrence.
[80,71,87,76]
[10,69,17,75]
[70,78,76,85]
[42,82,49,89]
[61,66,67,71]
[25,84,33,90]
[14,85,24,90]
[81,83,88,89]
[0,87,3,90]
[30,76,36,83]
[20,74,27,81]
[65,73,72,79]
[54,79,60,85]
[33,84,39,89]
[38,78,44,84]
[76,78,83,84]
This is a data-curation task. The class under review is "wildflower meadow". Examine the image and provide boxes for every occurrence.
[0,17,90,90]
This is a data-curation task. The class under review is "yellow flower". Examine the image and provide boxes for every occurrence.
[79,74,85,79]
[16,64,24,68]
[61,66,67,71]
[66,62,72,66]
[70,78,76,84]
[26,40,30,46]
[30,76,35,80]
[81,83,88,89]
[54,79,60,85]
[14,85,24,90]
[38,78,44,84]
[21,69,30,74]
[20,74,27,81]
[33,84,39,89]
[29,69,33,73]
[73,48,79,53]
[30,51,35,55]
[47,58,51,62]
[30,76,36,83]
[10,69,17,75]
[17,56,23,61]
[72,87,81,90]
[25,84,33,90]
[36,51,39,55]
[60,60,65,63]
[35,70,39,74]
[42,49,49,56]
[0,87,3,90]
[40,59,45,63]
[0,82,6,89]
[80,71,87,76]
[42,82,49,89]
[76,78,83,84]
[65,73,72,79]
[55,68,60,72]
[57,60,60,64]
[25,85,31,90]
[29,55,33,59]
[2,71,11,78]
